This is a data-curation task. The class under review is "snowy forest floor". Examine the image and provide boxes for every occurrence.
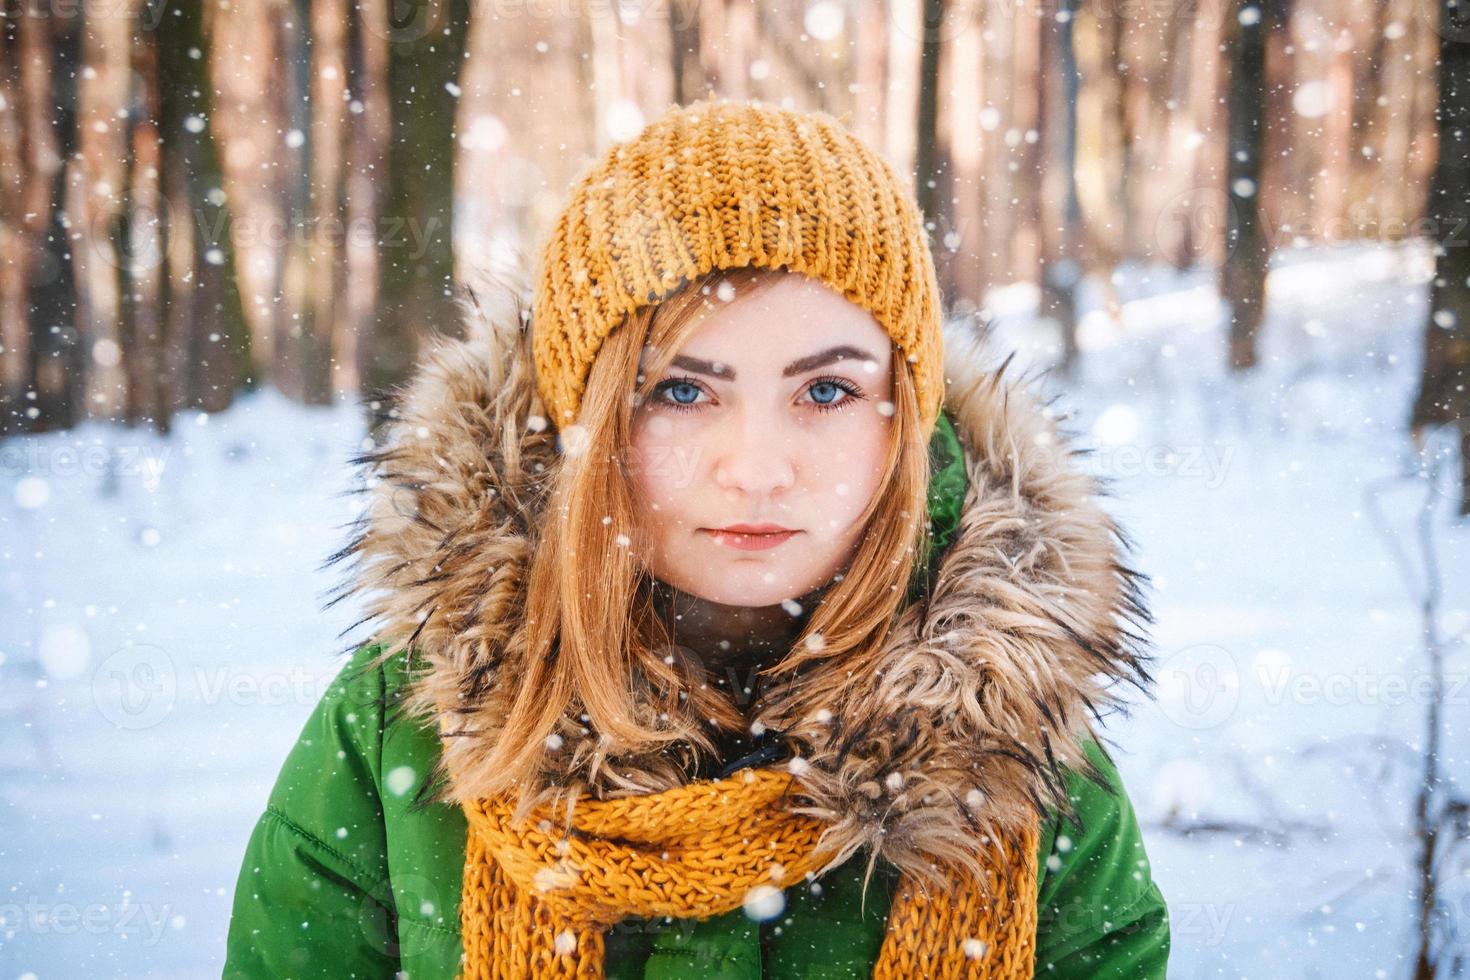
[2,239,1468,977]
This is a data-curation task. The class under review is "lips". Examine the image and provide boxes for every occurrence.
[704,524,800,551]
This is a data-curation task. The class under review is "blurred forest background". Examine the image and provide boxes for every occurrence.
[4,3,1470,977]
[1,0,1466,505]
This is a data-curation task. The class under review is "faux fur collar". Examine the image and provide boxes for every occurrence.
[325,281,1155,889]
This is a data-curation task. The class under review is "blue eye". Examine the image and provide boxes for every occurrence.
[810,382,842,405]
[804,376,866,413]
[666,381,702,406]
[651,377,707,412]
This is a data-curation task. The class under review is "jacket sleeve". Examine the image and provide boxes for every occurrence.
[223,645,401,979]
[1033,738,1170,978]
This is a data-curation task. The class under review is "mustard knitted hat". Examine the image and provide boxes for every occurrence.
[530,97,946,434]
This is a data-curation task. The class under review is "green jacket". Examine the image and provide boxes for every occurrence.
[223,642,1168,978]
[224,320,1170,978]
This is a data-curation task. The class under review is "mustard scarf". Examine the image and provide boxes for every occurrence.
[458,767,1038,978]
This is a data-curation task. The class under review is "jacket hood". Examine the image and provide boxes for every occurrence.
[324,276,1155,889]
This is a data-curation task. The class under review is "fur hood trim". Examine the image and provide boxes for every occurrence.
[324,280,1155,888]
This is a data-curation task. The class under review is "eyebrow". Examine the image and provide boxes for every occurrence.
[668,345,881,381]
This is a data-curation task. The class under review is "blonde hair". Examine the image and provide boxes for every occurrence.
[488,265,936,817]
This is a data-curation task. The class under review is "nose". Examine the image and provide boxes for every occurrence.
[711,406,797,499]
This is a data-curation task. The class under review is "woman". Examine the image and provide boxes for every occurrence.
[225,98,1169,978]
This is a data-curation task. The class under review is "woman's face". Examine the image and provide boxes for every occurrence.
[627,272,895,607]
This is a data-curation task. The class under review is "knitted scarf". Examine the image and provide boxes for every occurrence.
[458,767,1039,979]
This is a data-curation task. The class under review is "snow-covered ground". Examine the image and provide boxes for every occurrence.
[2,239,1466,977]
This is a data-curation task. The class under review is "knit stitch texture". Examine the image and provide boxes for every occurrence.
[458,767,1038,978]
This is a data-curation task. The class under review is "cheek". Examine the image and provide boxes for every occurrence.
[628,420,699,508]
[802,418,889,528]
[628,448,671,507]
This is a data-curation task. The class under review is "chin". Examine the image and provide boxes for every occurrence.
[674,563,822,607]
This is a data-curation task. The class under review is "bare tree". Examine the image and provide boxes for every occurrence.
[1038,0,1083,376]
[1,11,82,435]
[1408,0,1470,519]
[1222,0,1287,372]
[914,0,945,248]
[368,0,472,405]
[669,0,711,105]
[156,0,252,424]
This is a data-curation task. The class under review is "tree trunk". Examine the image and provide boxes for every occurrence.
[340,0,391,399]
[1039,0,1082,376]
[368,0,472,405]
[1222,0,1282,372]
[914,0,945,249]
[669,0,707,105]
[275,0,314,403]
[123,28,167,431]
[156,0,253,420]
[1408,0,1470,520]
[7,12,82,435]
